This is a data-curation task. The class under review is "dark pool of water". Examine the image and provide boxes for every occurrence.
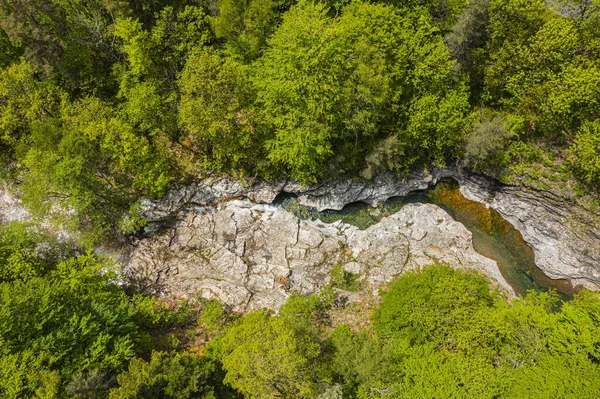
[311,178,577,299]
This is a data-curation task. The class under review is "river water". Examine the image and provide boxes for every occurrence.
[308,178,577,299]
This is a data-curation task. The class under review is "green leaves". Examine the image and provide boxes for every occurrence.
[0,237,206,397]
[0,221,72,282]
[404,87,470,162]
[0,254,139,396]
[254,0,468,183]
[19,97,173,241]
[215,310,323,398]
[484,0,600,138]
[253,0,340,182]
[114,6,212,85]
[178,49,262,174]
[569,121,600,188]
[327,266,600,397]
[215,0,279,61]
[110,351,230,399]
[374,264,494,344]
[0,60,65,154]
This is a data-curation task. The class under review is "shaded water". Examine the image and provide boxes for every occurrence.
[311,178,577,299]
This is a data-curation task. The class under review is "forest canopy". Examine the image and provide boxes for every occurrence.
[1,0,600,239]
[3,222,600,399]
[2,0,600,397]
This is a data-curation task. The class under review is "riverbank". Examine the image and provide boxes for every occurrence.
[138,165,600,297]
[2,165,598,308]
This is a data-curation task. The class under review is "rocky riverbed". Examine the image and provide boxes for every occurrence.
[450,171,600,290]
[140,166,600,295]
[127,200,511,311]
[2,166,599,309]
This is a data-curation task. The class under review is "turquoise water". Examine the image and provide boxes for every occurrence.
[307,178,576,299]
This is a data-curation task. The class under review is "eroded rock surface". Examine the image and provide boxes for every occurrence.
[447,171,600,290]
[139,166,600,292]
[4,161,598,297]
[139,170,434,222]
[127,202,511,311]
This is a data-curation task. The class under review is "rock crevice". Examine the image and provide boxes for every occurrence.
[139,166,600,292]
[128,202,512,311]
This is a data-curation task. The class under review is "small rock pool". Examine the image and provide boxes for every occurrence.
[305,178,577,299]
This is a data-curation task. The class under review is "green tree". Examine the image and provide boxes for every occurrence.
[214,310,322,398]
[445,0,490,100]
[502,291,600,397]
[178,49,262,174]
[536,60,600,139]
[506,353,600,398]
[545,290,600,368]
[390,345,503,399]
[480,0,600,153]
[0,0,122,93]
[110,351,232,399]
[463,111,522,171]
[19,97,173,242]
[0,60,65,159]
[114,6,212,89]
[380,0,468,26]
[330,326,399,397]
[214,0,279,61]
[484,0,549,104]
[253,0,339,182]
[255,0,435,182]
[0,254,139,396]
[374,264,494,344]
[0,221,76,282]
[568,120,600,187]
[403,87,470,166]
[65,368,115,399]
[256,1,470,182]
[0,28,21,68]
[114,6,213,139]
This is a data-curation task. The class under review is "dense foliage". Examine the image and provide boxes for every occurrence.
[2,0,600,397]
[2,218,600,397]
[210,265,600,398]
[1,0,599,239]
[0,222,231,398]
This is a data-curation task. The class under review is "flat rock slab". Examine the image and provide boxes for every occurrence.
[127,202,512,312]
[139,166,600,292]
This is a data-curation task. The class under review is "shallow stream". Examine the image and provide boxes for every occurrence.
[299,178,576,299]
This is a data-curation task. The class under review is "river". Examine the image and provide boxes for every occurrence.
[302,178,577,299]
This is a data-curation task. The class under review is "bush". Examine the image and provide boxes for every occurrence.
[464,112,520,171]
[374,264,494,344]
[110,351,231,399]
[0,255,139,396]
[214,310,323,398]
[330,264,362,292]
[569,121,600,188]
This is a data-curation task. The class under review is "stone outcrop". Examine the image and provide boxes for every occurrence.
[3,161,598,299]
[284,170,434,211]
[447,171,600,290]
[139,170,436,222]
[127,201,512,311]
[139,166,600,292]
[139,175,288,224]
[296,168,600,291]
